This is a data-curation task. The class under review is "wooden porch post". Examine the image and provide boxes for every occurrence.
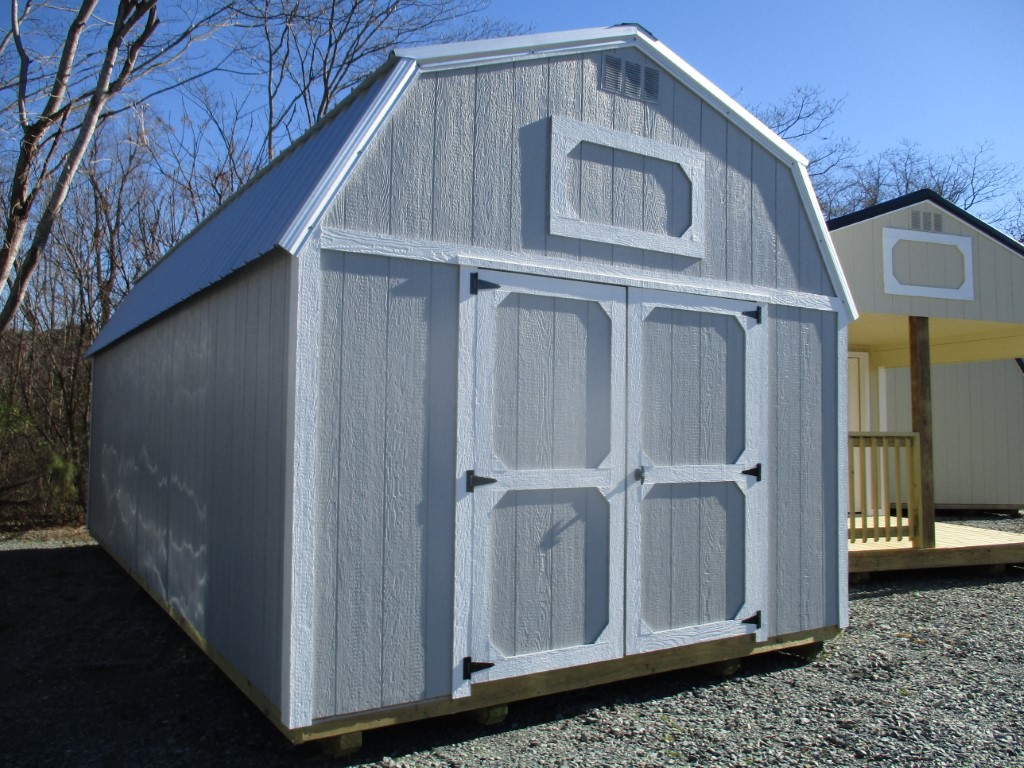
[909,316,936,548]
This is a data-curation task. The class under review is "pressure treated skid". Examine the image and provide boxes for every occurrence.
[87,26,852,743]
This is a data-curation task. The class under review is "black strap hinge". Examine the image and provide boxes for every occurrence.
[470,272,500,295]
[743,306,762,324]
[462,656,495,680]
[466,470,498,493]
[741,463,762,482]
[741,610,762,629]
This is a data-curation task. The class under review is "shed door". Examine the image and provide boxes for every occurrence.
[625,288,767,654]
[454,270,626,695]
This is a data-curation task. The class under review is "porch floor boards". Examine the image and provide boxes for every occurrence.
[849,522,1024,573]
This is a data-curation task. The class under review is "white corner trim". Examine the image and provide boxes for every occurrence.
[882,227,974,300]
[278,58,419,255]
[549,115,705,258]
[283,237,321,728]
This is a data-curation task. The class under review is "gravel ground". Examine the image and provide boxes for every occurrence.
[2,512,1023,768]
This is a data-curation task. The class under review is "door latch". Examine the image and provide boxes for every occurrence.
[634,466,646,484]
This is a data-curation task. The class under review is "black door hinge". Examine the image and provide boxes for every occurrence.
[462,656,495,680]
[741,610,762,629]
[743,306,762,324]
[741,463,762,482]
[470,272,500,295]
[634,466,646,484]
[466,470,498,493]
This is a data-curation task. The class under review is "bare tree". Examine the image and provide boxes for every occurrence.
[231,0,521,159]
[751,85,858,215]
[0,0,235,335]
[753,85,1024,234]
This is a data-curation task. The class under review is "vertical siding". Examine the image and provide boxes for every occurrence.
[885,360,1024,507]
[334,52,835,299]
[769,307,840,637]
[89,252,292,711]
[313,254,457,718]
[833,208,1024,323]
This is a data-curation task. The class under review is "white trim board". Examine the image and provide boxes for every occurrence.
[882,227,974,301]
[320,228,846,315]
[396,25,809,169]
[278,58,419,255]
[549,116,706,258]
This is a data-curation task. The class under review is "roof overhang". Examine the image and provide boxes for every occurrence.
[850,313,1024,367]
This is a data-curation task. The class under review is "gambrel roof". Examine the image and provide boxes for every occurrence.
[90,24,855,354]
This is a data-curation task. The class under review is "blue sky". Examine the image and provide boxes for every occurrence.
[486,0,1024,176]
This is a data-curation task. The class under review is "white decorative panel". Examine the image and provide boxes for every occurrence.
[549,116,705,258]
[882,227,974,300]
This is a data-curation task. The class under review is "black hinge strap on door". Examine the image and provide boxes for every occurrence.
[741,611,762,629]
[469,272,500,295]
[741,463,762,482]
[463,656,495,680]
[466,470,498,493]
[743,306,762,324]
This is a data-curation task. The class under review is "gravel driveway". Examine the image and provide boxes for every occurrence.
[2,514,1023,768]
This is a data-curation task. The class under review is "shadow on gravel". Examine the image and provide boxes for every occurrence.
[1,542,839,767]
[849,563,1024,601]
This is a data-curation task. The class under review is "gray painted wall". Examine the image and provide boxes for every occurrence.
[310,53,842,718]
[326,51,834,298]
[312,252,458,718]
[768,307,840,637]
[89,252,292,711]
[885,360,1024,507]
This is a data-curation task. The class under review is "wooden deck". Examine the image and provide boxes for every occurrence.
[849,522,1024,573]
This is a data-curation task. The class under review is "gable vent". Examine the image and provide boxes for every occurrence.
[603,55,623,93]
[601,54,660,103]
[911,210,943,232]
[643,66,660,101]
[624,60,643,98]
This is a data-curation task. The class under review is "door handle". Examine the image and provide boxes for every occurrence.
[634,466,646,484]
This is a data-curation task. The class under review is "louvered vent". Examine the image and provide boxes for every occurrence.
[624,61,643,98]
[603,55,623,93]
[601,54,660,103]
[911,210,943,232]
[643,66,660,101]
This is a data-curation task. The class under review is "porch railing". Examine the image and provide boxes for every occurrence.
[848,432,923,547]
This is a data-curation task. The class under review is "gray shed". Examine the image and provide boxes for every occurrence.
[88,25,856,746]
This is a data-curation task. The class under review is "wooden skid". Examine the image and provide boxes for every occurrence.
[97,536,838,748]
[849,522,1024,573]
[290,627,839,744]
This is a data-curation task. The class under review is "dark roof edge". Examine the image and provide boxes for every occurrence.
[827,189,1024,258]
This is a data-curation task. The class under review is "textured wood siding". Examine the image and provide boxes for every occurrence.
[768,307,840,636]
[89,252,291,710]
[832,206,1024,321]
[328,52,834,298]
[313,253,457,717]
[885,360,1024,506]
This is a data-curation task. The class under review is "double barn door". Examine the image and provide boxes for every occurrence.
[454,269,766,696]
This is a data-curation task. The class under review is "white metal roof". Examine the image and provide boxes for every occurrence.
[90,24,854,355]
[88,60,415,354]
